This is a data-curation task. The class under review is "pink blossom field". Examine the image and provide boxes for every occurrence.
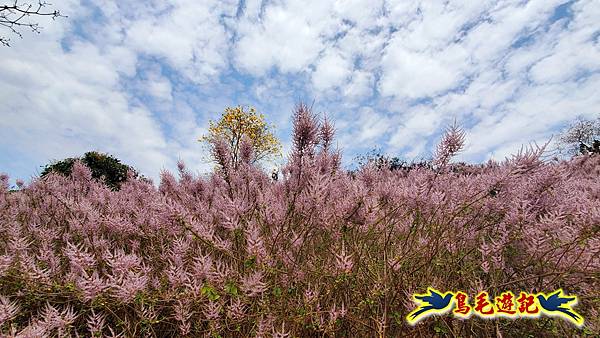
[1,106,599,337]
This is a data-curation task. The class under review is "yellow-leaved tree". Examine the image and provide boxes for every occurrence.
[199,105,282,169]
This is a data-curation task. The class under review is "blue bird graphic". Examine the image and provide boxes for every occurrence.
[537,290,583,325]
[407,288,454,324]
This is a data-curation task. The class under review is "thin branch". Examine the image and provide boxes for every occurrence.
[0,1,65,46]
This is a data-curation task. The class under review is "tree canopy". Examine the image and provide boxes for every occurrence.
[41,151,138,190]
[199,105,282,169]
[558,116,600,156]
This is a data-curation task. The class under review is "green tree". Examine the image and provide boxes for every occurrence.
[41,151,138,190]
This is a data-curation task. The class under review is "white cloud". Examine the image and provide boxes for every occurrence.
[147,79,173,102]
[312,49,352,91]
[234,0,336,75]
[123,0,237,83]
[145,71,173,102]
[0,38,171,179]
[0,0,223,181]
[355,109,391,143]
[333,0,384,29]
[233,0,387,82]
[372,0,600,162]
[388,108,442,152]
[528,25,600,84]
[2,0,599,183]
[379,46,465,99]
[342,70,374,99]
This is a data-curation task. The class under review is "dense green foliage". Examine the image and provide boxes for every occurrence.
[41,151,137,190]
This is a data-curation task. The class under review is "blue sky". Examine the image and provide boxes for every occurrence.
[1,0,599,184]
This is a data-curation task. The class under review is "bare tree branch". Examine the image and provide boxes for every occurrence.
[557,115,600,156]
[0,1,64,46]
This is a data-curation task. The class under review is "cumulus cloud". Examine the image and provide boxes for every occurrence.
[1,0,599,183]
[124,0,237,83]
[342,70,374,99]
[379,46,465,99]
[312,49,352,91]
[377,0,600,160]
[234,0,335,75]
[0,36,170,179]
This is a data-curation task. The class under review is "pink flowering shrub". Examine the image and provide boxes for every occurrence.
[0,104,599,337]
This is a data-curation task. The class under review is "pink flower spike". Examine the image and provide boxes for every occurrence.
[335,243,354,274]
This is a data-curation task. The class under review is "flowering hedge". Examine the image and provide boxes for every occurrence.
[0,105,598,337]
